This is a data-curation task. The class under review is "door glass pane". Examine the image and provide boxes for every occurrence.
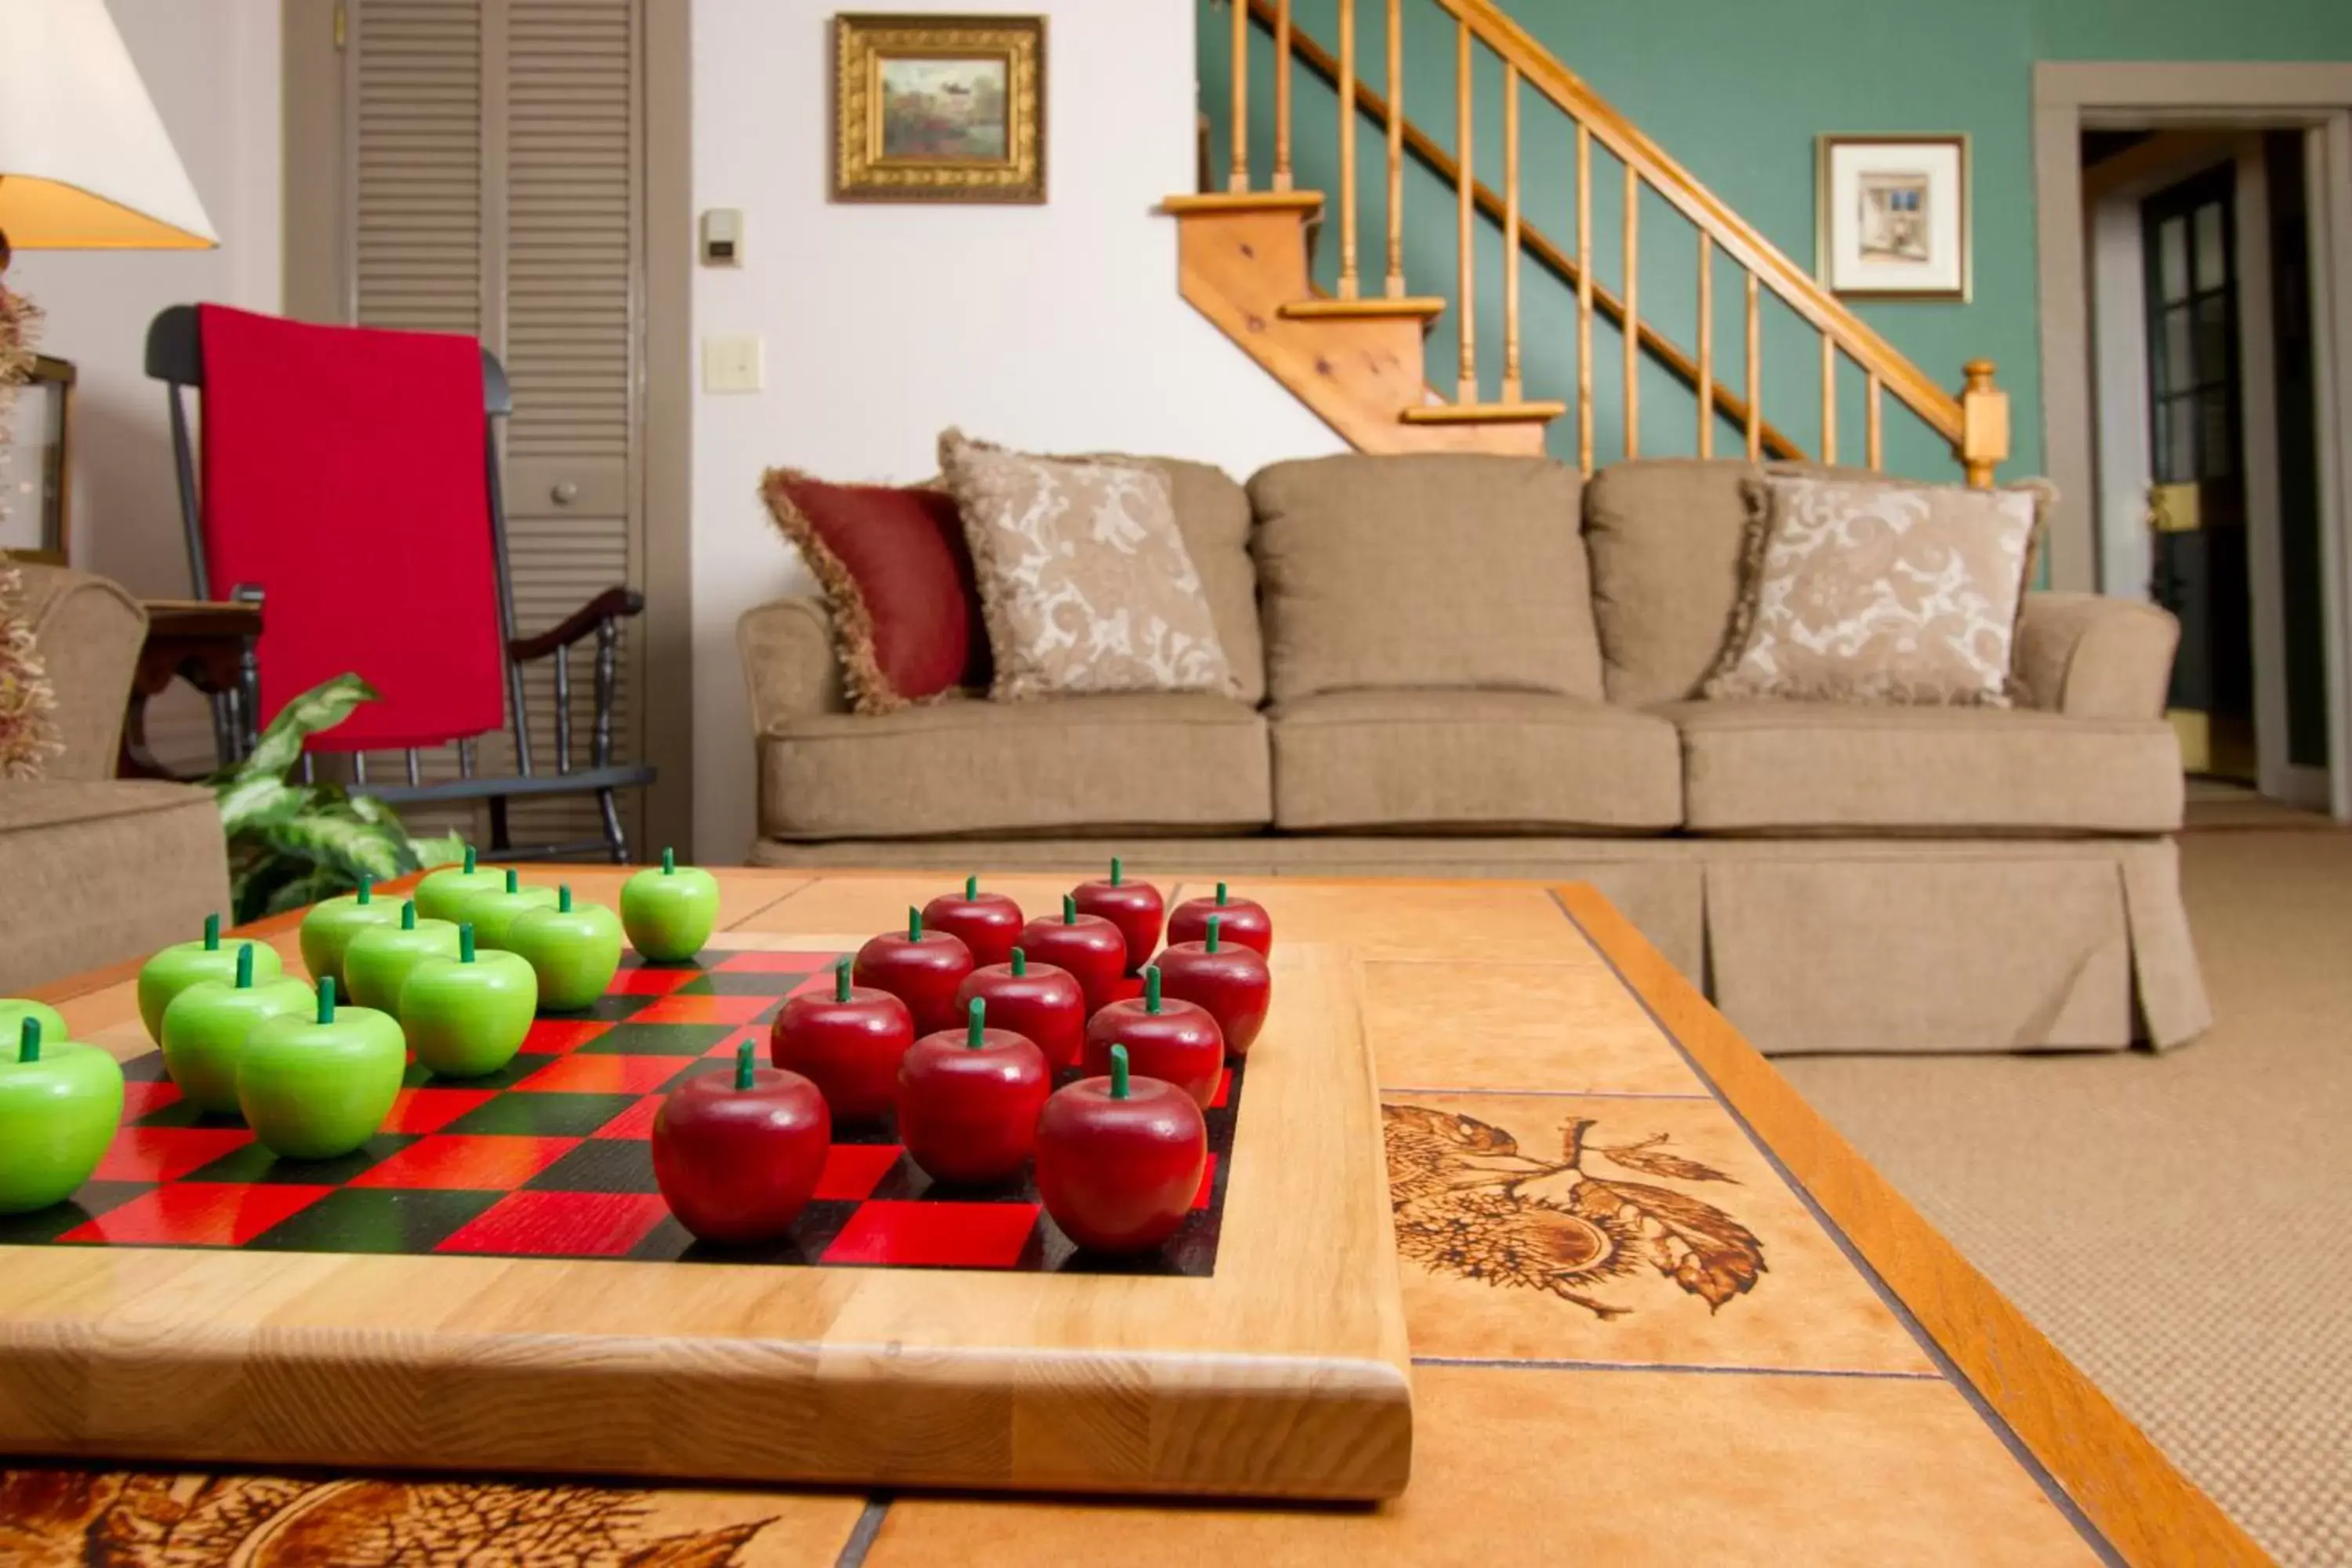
[2167,397,2198,482]
[2195,295,2230,383]
[2159,216,2190,303]
[2200,390,2234,479]
[2163,307,2194,392]
[2194,201,2227,292]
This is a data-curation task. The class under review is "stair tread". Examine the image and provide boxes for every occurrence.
[1399,401,1568,426]
[1278,296,1448,321]
[1160,190,1325,215]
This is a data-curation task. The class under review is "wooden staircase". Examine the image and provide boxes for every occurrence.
[1164,0,2010,481]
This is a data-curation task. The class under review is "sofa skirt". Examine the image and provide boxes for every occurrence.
[746,833,2208,1055]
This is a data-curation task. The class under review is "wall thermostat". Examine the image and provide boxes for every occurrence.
[700,209,744,267]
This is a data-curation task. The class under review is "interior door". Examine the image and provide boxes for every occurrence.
[2143,164,2255,782]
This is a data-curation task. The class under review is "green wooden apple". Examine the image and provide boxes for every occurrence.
[298,877,403,991]
[160,942,318,1114]
[414,845,509,924]
[621,848,720,962]
[137,914,284,1044]
[456,868,561,951]
[0,1017,125,1214]
[237,977,405,1160]
[0,999,68,1053]
[401,922,539,1078]
[508,885,624,1012]
[342,900,460,1017]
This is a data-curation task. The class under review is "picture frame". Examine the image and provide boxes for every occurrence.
[832,13,1047,205]
[1,354,73,566]
[1815,134,1970,301]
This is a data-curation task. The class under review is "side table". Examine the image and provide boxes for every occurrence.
[118,597,263,780]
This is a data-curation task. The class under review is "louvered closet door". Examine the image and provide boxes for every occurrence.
[344,0,644,854]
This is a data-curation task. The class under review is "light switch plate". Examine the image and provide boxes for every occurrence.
[702,335,764,394]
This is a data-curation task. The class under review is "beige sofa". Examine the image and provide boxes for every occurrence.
[735,455,2207,1056]
[1,565,230,994]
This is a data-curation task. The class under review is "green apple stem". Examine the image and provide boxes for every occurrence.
[908,906,922,942]
[1011,947,1026,977]
[459,924,477,964]
[1062,893,1077,925]
[735,1037,756,1091]
[203,913,220,952]
[1110,1043,1131,1099]
[558,885,574,914]
[662,846,677,874]
[463,846,478,874]
[965,874,978,899]
[1145,964,1162,1014]
[503,869,520,895]
[18,1016,38,1065]
[318,975,336,1025]
[1207,915,1221,954]
[400,901,417,931]
[1216,881,1229,908]
[235,943,255,989]
[967,995,986,1048]
[833,955,853,1003]
[357,878,373,906]
[1111,856,1123,887]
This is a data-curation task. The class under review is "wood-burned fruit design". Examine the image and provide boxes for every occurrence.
[1383,1105,1766,1321]
[0,1469,786,1566]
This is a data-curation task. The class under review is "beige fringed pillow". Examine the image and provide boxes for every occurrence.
[0,561,60,779]
[938,430,1238,702]
[1704,470,2047,707]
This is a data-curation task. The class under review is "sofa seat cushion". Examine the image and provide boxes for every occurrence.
[760,694,1271,840]
[1270,689,1682,832]
[1663,700,2183,834]
[0,781,230,994]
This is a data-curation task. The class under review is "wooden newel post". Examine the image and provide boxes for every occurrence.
[1958,358,2009,488]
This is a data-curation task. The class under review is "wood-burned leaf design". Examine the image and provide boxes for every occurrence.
[1571,1177,1767,1311]
[1598,1133,1737,1185]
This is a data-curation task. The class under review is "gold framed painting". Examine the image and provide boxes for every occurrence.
[833,14,1046,204]
[1816,134,1970,301]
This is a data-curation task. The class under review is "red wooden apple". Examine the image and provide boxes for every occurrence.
[1015,895,1127,1014]
[1081,965,1224,1108]
[771,955,915,1123]
[955,946,1086,1069]
[895,996,1051,1186]
[1153,914,1272,1057]
[853,906,974,1036]
[652,1040,831,1244]
[921,876,1023,970]
[1036,1044,1207,1255]
[1167,880,1272,957]
[1072,857,1163,975]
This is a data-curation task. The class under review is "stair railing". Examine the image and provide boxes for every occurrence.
[1215,0,2010,485]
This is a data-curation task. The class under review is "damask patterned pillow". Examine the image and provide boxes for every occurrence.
[938,430,1239,702]
[1703,471,2048,707]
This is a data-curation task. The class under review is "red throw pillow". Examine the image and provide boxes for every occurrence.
[760,470,989,712]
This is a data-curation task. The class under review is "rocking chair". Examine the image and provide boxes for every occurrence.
[145,303,652,862]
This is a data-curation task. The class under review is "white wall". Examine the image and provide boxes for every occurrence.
[691,0,1342,861]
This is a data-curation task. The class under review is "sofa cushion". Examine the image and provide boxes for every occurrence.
[1087,454,1267,706]
[1248,452,1602,703]
[760,694,1270,840]
[1582,459,1756,707]
[1664,700,2183,834]
[1270,688,1682,832]
[0,781,230,993]
[15,564,144,782]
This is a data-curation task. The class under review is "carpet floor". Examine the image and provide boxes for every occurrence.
[1777,827,2350,1566]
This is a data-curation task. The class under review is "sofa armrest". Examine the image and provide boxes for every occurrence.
[2015,591,2179,720]
[736,596,848,732]
[13,564,147,781]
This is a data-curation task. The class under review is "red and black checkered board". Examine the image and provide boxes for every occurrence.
[0,951,1240,1276]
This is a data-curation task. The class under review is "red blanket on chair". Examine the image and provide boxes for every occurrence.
[198,305,506,752]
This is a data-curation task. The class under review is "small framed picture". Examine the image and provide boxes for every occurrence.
[1816,135,1969,300]
[1,355,73,566]
[833,13,1046,205]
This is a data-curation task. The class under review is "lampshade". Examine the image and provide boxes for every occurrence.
[0,0,217,250]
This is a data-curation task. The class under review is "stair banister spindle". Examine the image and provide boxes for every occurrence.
[1820,336,1838,465]
[1454,16,1476,402]
[1696,232,1713,459]
[1273,0,1293,191]
[1501,62,1521,401]
[1385,0,1405,298]
[1866,371,1885,470]
[1229,0,1250,193]
[1622,169,1640,459]
[1744,272,1762,462]
[1337,0,1359,298]
[1575,121,1593,475]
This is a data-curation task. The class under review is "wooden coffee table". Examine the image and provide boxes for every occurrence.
[0,871,2265,1566]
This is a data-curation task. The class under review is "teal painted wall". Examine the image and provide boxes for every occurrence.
[1199,0,2352,481]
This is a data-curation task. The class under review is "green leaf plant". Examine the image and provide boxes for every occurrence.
[205,673,469,922]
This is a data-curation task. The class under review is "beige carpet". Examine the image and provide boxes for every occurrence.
[1777,828,2351,1566]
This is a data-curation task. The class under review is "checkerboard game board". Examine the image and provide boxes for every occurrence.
[0,950,1240,1276]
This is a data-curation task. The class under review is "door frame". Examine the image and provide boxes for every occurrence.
[2036,62,2352,819]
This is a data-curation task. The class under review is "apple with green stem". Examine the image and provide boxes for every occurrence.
[456,868,560,951]
[622,848,720,963]
[297,877,402,991]
[508,885,624,1012]
[160,942,318,1114]
[137,913,283,1044]
[342,900,461,1016]
[237,976,405,1160]
[400,922,539,1078]
[414,845,509,924]
[0,1000,67,1054]
[0,1017,125,1214]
